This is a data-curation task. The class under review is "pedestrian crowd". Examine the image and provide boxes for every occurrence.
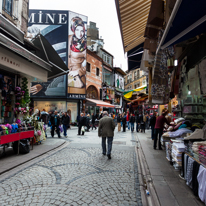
[38,110,71,138]
[37,108,172,159]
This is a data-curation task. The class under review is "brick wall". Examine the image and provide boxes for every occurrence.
[86,52,102,99]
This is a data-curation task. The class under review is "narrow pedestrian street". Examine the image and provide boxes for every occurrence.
[0,128,142,206]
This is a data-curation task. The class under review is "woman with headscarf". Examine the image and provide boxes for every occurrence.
[68,17,87,90]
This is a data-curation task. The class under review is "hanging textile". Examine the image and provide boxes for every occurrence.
[186,157,194,188]
[198,58,206,95]
[192,161,200,196]
[151,31,174,104]
[197,165,206,204]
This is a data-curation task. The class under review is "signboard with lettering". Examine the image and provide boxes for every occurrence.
[28,10,88,99]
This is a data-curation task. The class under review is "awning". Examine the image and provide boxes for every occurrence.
[115,0,151,52]
[86,98,115,108]
[32,34,69,79]
[127,43,144,71]
[0,14,24,44]
[124,85,147,99]
[0,33,51,72]
[158,0,206,51]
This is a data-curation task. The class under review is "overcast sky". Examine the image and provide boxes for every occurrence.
[29,0,128,71]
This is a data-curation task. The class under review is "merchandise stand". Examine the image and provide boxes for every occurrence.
[0,131,34,155]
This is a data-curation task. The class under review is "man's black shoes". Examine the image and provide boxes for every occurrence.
[107,154,111,159]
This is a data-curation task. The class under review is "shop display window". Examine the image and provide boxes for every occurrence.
[34,101,66,113]
[67,102,77,123]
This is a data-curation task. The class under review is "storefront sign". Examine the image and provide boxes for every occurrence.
[108,85,114,90]
[68,94,86,99]
[0,55,21,68]
[0,33,51,71]
[115,91,122,96]
[28,10,88,97]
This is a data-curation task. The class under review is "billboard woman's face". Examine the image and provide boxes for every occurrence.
[75,26,84,39]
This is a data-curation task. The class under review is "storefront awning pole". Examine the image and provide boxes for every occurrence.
[156,0,182,54]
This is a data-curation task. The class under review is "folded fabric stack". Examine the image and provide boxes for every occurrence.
[192,141,206,161]
[185,141,194,156]
[199,145,206,165]
[172,142,185,168]
[165,142,172,161]
[163,128,192,138]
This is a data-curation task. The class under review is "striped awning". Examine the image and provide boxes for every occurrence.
[86,98,115,108]
[115,0,151,53]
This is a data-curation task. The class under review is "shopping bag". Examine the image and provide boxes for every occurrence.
[81,126,85,132]
[59,125,63,133]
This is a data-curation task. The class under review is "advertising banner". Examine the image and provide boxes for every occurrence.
[28,10,87,99]
[67,11,87,97]
[119,76,124,90]
[115,74,124,90]
[30,75,67,97]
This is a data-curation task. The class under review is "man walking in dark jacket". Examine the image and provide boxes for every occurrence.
[91,113,96,130]
[78,113,85,135]
[62,112,70,137]
[149,112,156,140]
[129,113,135,132]
[98,111,115,159]
[136,114,139,132]
[122,113,126,132]
[50,111,61,138]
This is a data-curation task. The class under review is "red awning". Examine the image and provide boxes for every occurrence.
[86,98,115,108]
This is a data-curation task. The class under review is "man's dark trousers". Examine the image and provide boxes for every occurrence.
[154,128,163,149]
[102,137,113,155]
[51,125,60,137]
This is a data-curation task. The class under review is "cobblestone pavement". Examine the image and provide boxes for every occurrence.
[0,144,142,206]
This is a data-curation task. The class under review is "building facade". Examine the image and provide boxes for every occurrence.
[124,68,147,95]
[85,49,103,114]
[87,21,104,53]
[114,67,126,113]
[27,9,88,122]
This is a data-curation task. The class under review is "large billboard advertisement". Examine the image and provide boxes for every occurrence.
[30,75,67,97]
[28,10,87,99]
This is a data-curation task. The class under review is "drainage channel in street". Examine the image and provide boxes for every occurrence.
[135,134,160,206]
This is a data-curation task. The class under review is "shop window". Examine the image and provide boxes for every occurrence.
[86,62,91,72]
[103,68,112,85]
[2,0,17,19]
[137,70,140,78]
[107,56,110,64]
[96,68,99,76]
